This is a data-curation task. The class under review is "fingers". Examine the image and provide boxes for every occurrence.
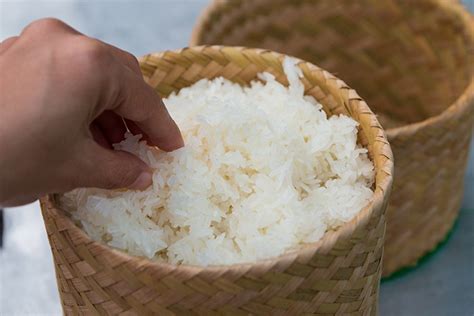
[103,43,142,75]
[81,40,182,151]
[74,140,152,190]
[0,36,19,55]
[125,119,152,144]
[110,66,184,152]
[21,18,82,37]
[16,18,183,153]
[94,111,127,144]
[0,194,39,208]
[90,121,112,149]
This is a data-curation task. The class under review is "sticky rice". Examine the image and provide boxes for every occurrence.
[62,58,374,266]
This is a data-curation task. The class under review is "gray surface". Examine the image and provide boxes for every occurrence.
[380,207,474,316]
[0,0,473,315]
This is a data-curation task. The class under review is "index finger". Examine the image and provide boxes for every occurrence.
[112,65,184,152]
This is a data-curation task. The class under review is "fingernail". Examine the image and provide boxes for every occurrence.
[129,171,152,190]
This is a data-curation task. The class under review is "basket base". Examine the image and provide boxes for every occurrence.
[382,211,459,280]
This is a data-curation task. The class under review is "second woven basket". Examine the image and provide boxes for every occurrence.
[190,0,474,276]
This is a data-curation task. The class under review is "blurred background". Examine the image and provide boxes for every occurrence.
[0,0,472,315]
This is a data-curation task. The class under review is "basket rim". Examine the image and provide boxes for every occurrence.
[387,0,474,138]
[189,0,474,140]
[41,46,393,275]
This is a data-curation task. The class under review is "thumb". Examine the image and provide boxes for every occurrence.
[75,140,152,190]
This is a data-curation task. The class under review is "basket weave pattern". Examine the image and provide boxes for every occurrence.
[190,0,474,276]
[41,46,393,315]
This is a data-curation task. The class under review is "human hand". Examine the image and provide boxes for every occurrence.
[0,18,183,207]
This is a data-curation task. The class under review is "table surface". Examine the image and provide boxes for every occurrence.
[1,1,473,315]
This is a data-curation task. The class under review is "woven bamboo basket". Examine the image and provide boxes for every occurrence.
[190,0,474,277]
[41,46,393,315]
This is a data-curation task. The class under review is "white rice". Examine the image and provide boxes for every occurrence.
[62,58,374,266]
